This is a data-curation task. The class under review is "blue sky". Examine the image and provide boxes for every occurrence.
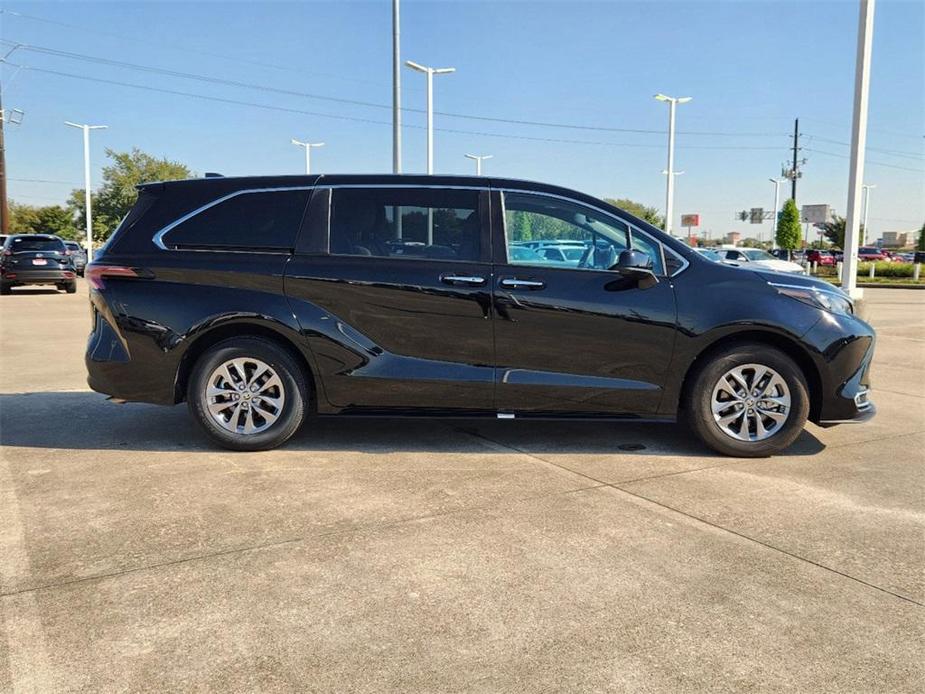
[2,0,923,240]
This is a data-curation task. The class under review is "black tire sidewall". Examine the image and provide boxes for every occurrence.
[686,344,810,457]
[187,337,307,451]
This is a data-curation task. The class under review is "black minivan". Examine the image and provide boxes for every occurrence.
[85,175,875,456]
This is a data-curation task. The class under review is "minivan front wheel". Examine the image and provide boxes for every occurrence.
[685,344,809,457]
[188,337,307,451]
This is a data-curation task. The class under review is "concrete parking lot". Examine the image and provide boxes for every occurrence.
[1,280,923,692]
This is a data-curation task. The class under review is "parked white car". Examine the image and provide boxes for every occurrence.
[721,248,804,274]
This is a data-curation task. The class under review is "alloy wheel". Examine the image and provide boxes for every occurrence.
[205,357,286,435]
[710,363,791,442]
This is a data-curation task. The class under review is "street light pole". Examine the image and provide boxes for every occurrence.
[654,93,692,235]
[65,121,107,259]
[290,139,325,175]
[842,0,876,299]
[392,0,401,174]
[861,183,876,245]
[405,60,455,174]
[769,177,786,248]
[464,154,493,175]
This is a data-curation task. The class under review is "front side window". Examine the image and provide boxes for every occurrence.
[330,188,482,262]
[163,190,310,250]
[503,192,665,274]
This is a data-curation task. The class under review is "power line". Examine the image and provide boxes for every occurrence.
[0,9,389,89]
[804,133,924,160]
[803,147,925,174]
[1,39,790,139]
[7,63,789,152]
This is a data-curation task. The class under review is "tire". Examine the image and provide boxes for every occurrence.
[683,343,809,457]
[0,283,11,296]
[187,337,307,451]
[65,281,77,294]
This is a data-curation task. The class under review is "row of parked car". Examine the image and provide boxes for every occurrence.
[694,245,923,274]
[0,233,88,295]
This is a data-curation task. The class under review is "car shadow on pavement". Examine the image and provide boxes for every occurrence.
[0,390,826,457]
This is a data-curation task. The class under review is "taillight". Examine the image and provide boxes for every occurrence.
[2,250,10,256]
[64,250,71,256]
[85,264,143,290]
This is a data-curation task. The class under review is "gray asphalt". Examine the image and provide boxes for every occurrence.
[1,281,923,692]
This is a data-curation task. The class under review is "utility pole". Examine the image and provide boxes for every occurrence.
[0,43,22,234]
[654,93,692,235]
[464,154,492,175]
[392,0,401,174]
[0,91,7,234]
[291,139,325,175]
[791,118,799,199]
[842,0,876,299]
[65,121,107,259]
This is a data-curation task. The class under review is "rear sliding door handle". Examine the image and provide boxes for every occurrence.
[499,278,546,290]
[440,274,486,286]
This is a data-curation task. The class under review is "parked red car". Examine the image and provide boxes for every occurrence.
[858,247,888,261]
[806,249,837,266]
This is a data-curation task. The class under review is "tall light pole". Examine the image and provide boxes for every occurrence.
[861,183,876,245]
[654,93,691,235]
[769,177,786,247]
[65,121,107,259]
[392,0,401,174]
[465,154,492,175]
[405,60,455,174]
[290,139,325,175]
[842,0,876,299]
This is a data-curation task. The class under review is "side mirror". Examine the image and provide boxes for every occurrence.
[614,249,658,286]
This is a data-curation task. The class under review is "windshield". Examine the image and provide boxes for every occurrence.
[9,236,66,253]
[742,249,776,261]
[64,242,83,251]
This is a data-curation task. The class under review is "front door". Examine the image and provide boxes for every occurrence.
[491,189,678,415]
[285,185,495,412]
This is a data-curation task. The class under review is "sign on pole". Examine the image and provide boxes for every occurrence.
[681,214,700,227]
[801,204,832,225]
[750,208,764,224]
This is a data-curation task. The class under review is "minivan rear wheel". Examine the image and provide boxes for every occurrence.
[188,337,307,451]
[684,343,809,457]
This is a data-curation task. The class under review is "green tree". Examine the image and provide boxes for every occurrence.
[820,215,866,250]
[68,147,192,243]
[8,201,80,239]
[603,198,664,228]
[775,198,803,250]
[917,221,925,251]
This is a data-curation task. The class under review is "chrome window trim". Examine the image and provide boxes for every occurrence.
[151,186,315,251]
[498,188,689,277]
[316,183,490,191]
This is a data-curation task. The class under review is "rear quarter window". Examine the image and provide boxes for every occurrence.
[161,190,310,251]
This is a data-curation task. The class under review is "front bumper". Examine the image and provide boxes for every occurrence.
[803,311,877,425]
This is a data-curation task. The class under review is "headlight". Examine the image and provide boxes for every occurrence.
[770,282,854,315]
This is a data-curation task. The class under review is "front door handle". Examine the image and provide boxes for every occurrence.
[440,274,486,286]
[499,278,546,290]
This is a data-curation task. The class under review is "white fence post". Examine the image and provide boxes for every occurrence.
[914,263,921,281]
[868,263,875,279]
